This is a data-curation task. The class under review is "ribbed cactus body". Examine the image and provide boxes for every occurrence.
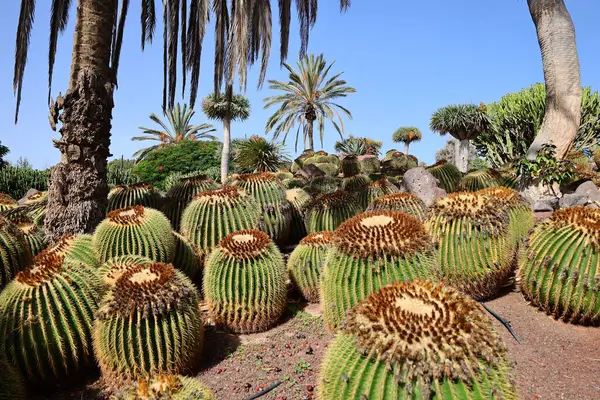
[23,191,47,227]
[341,155,361,177]
[304,176,341,195]
[112,375,216,400]
[305,191,362,234]
[180,186,260,261]
[0,194,18,212]
[460,169,502,191]
[98,254,152,286]
[359,156,380,174]
[281,176,307,189]
[286,188,312,244]
[288,231,333,302]
[356,178,400,208]
[275,171,294,181]
[519,207,600,325]
[49,234,98,269]
[204,230,287,333]
[162,174,219,230]
[172,232,201,279]
[426,192,512,300]
[107,182,161,212]
[93,206,176,263]
[341,174,371,193]
[319,281,516,400]
[427,161,461,193]
[229,173,292,245]
[0,246,106,384]
[11,216,46,256]
[94,263,204,383]
[321,211,438,331]
[366,193,427,222]
[0,359,26,400]
[0,217,32,289]
[478,187,534,244]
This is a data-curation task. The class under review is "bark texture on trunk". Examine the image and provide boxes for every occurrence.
[306,120,314,151]
[404,142,410,155]
[526,0,581,160]
[220,118,231,183]
[44,0,116,243]
[457,139,470,173]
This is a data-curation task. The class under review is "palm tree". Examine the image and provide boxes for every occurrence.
[132,103,216,161]
[233,135,290,173]
[264,54,356,151]
[202,93,250,183]
[392,127,422,155]
[430,104,489,173]
[12,1,350,242]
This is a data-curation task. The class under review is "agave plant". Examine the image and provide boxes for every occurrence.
[233,136,290,173]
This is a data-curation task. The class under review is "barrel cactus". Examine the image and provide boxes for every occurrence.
[275,170,294,181]
[426,192,512,300]
[204,229,287,333]
[286,188,313,244]
[341,155,361,177]
[341,174,371,193]
[0,194,18,212]
[319,280,516,400]
[107,182,161,212]
[359,155,380,174]
[366,193,427,222]
[48,234,98,269]
[0,358,26,399]
[229,173,292,245]
[304,152,340,177]
[460,168,502,191]
[0,217,32,289]
[180,186,260,260]
[356,177,400,208]
[172,232,201,279]
[305,191,362,234]
[427,160,462,193]
[478,187,534,244]
[0,246,106,384]
[321,210,438,330]
[162,174,219,230]
[305,176,341,195]
[112,374,215,400]
[9,215,46,256]
[93,206,175,263]
[288,231,333,303]
[281,176,307,189]
[519,207,600,325]
[98,254,152,286]
[23,191,47,226]
[94,262,204,383]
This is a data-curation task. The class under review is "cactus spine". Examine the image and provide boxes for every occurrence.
[204,230,287,333]
[9,215,46,256]
[111,374,216,400]
[319,280,516,400]
[460,168,502,191]
[172,232,201,279]
[341,174,371,193]
[0,217,32,289]
[107,182,161,212]
[321,211,438,331]
[286,188,313,244]
[356,177,400,209]
[0,358,26,400]
[94,263,204,383]
[305,191,362,234]
[519,207,600,325]
[162,174,219,230]
[366,193,428,222]
[0,194,18,212]
[478,187,534,244]
[98,254,152,286]
[288,231,333,303]
[426,160,461,193]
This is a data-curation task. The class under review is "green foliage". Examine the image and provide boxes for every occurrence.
[202,93,251,121]
[0,242,105,384]
[305,191,362,234]
[94,263,204,382]
[233,136,290,173]
[356,177,400,209]
[0,166,49,199]
[288,231,333,302]
[430,103,490,141]
[112,375,216,400]
[0,141,9,169]
[516,144,575,187]
[334,136,382,156]
[92,206,176,263]
[366,193,428,222]
[204,230,287,333]
[286,188,313,244]
[460,169,503,191]
[107,158,141,187]
[162,173,219,231]
[427,161,462,193]
[0,217,32,290]
[392,127,422,144]
[107,182,161,212]
[132,141,221,189]
[519,208,600,325]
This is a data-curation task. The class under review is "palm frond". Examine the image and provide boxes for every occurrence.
[110,0,130,85]
[141,0,156,49]
[13,0,36,123]
[186,0,209,108]
[278,0,291,64]
[48,0,71,103]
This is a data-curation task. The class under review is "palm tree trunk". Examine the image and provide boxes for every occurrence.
[526,0,581,160]
[404,142,410,155]
[44,0,116,243]
[307,120,314,151]
[457,139,470,173]
[220,118,231,183]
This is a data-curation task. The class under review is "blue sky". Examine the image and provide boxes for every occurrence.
[1,1,599,170]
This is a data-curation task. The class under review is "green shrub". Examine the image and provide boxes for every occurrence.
[0,166,49,200]
[287,231,333,302]
[107,158,140,187]
[305,191,362,234]
[516,143,575,188]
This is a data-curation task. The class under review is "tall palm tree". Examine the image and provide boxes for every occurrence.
[392,127,422,155]
[132,103,216,161]
[264,53,356,151]
[12,0,350,242]
[202,92,250,183]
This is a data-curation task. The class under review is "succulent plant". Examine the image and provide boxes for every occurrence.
[478,187,534,244]
[341,155,361,177]
[22,191,48,227]
[162,174,219,230]
[319,280,516,400]
[341,174,371,193]
[426,160,462,193]
[172,232,201,279]
[321,211,439,330]
[288,231,333,302]
[281,176,308,189]
[180,186,260,260]
[426,192,512,300]
[0,358,26,399]
[203,229,287,333]
[0,194,18,212]
[0,217,32,289]
[359,156,380,174]
[304,153,340,177]
[304,191,363,234]
[98,254,153,286]
[94,263,204,383]
[460,168,502,191]
[107,182,162,212]
[228,173,292,245]
[93,206,176,263]
[49,234,99,269]
[519,207,600,325]
[356,177,401,208]
[366,193,427,222]
[0,245,106,384]
[111,374,216,400]
[8,215,46,256]
[304,176,341,195]
[286,188,313,244]
[275,170,294,181]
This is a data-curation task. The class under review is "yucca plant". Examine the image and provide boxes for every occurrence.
[321,211,439,330]
[319,280,516,400]
[305,191,362,234]
[162,173,219,231]
[460,168,503,191]
[94,263,204,384]
[355,177,400,209]
[111,374,216,400]
[366,193,428,222]
[288,231,333,302]
[107,182,162,212]
[426,160,462,193]
[392,126,422,155]
[286,188,313,244]
[204,230,287,333]
[0,216,32,289]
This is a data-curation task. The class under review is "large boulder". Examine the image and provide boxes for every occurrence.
[401,167,447,207]
[575,181,600,204]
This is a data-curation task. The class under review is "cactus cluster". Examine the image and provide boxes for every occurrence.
[107,182,161,212]
[460,168,502,191]
[286,188,313,244]
[519,207,600,325]
[304,190,362,234]
[427,192,512,300]
[94,263,204,383]
[319,280,516,400]
[8,215,46,256]
[321,211,438,330]
[478,187,534,244]
[93,206,175,263]
[112,374,215,400]
[356,177,400,208]
[304,176,341,195]
[229,173,292,245]
[0,243,105,384]
[204,230,287,333]
[288,231,334,302]
[162,174,219,230]
[366,193,427,222]
[304,152,340,176]
[341,174,371,193]
[0,194,18,212]
[426,160,461,193]
[0,216,32,289]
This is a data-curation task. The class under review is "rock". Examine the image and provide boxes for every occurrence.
[575,181,600,203]
[520,182,561,206]
[559,193,588,209]
[402,167,447,207]
[18,189,41,205]
[297,164,324,180]
[532,196,559,212]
